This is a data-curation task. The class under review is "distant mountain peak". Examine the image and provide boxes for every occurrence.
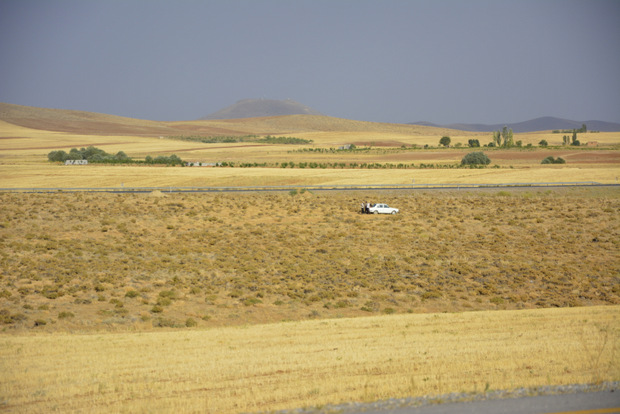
[200,98,322,120]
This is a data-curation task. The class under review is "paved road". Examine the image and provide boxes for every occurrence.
[356,391,620,414]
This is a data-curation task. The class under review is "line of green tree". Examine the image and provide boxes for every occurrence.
[541,156,566,164]
[215,161,493,169]
[47,146,184,165]
[561,131,581,146]
[552,124,587,134]
[490,126,515,148]
[167,134,313,145]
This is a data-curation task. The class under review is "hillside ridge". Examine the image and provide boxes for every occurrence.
[2,102,619,135]
[412,116,620,133]
[0,102,460,137]
[200,98,322,120]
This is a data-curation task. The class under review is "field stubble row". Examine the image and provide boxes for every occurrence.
[1,306,618,413]
[0,188,618,331]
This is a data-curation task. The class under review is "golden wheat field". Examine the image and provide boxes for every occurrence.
[1,106,620,189]
[1,306,618,413]
[1,104,619,413]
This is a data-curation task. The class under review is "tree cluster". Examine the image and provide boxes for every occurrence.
[48,147,130,163]
[48,146,183,165]
[562,131,581,146]
[541,156,566,164]
[461,152,491,165]
[492,126,514,148]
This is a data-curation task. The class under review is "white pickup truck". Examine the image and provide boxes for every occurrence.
[368,203,399,214]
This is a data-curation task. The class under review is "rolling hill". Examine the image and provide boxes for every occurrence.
[2,102,619,138]
[412,116,620,133]
[0,102,459,138]
[200,98,322,120]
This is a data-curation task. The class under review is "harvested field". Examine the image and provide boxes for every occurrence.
[1,306,618,413]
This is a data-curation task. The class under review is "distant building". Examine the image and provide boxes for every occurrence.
[65,160,88,165]
[586,141,598,147]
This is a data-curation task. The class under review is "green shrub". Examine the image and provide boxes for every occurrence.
[125,290,139,298]
[58,311,74,319]
[151,305,164,313]
[158,290,177,299]
[157,297,172,306]
[185,318,197,327]
[242,297,262,306]
[490,297,505,305]
[421,290,442,300]
[541,156,566,164]
[1,309,26,324]
[461,152,491,165]
[154,318,178,328]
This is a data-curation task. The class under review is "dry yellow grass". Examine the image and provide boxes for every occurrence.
[0,164,618,188]
[0,109,619,412]
[2,115,619,188]
[1,306,618,413]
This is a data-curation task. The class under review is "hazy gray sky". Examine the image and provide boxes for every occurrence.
[1,0,619,124]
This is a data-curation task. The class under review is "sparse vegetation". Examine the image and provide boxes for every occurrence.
[0,189,617,331]
[167,134,313,145]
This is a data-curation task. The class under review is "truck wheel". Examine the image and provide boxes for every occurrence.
[391,211,396,214]
[373,211,378,214]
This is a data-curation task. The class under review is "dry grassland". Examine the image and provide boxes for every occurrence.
[1,189,618,332]
[1,306,618,413]
[1,164,619,188]
[1,107,619,412]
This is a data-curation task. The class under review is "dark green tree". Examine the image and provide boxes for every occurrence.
[461,152,491,165]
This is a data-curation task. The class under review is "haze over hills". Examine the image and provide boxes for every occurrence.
[0,102,457,137]
[1,101,619,136]
[412,117,620,133]
[200,98,322,120]
[199,98,620,132]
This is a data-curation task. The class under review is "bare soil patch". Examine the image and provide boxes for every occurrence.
[351,140,409,147]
